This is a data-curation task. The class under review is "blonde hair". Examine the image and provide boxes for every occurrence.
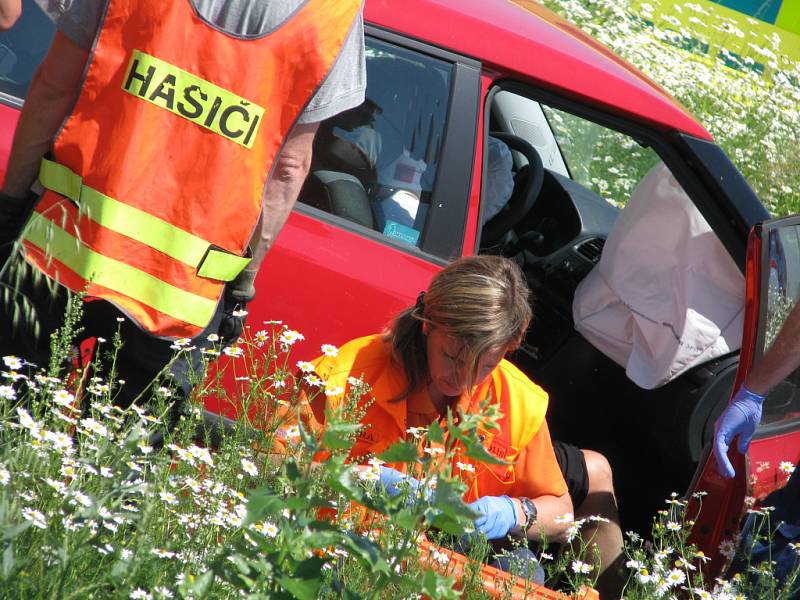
[384,255,532,401]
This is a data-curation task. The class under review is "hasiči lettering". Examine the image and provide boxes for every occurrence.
[122,50,264,148]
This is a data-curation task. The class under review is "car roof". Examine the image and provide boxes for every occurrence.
[365,0,713,141]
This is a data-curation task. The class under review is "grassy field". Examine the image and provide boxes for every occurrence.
[541,0,800,217]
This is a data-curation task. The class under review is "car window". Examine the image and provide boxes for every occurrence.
[298,37,452,251]
[540,105,660,209]
[0,4,54,102]
[758,223,800,429]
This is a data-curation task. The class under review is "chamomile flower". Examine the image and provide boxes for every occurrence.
[240,458,258,477]
[324,386,344,397]
[779,461,795,475]
[430,548,449,565]
[321,344,339,357]
[665,568,686,586]
[279,329,304,346]
[666,521,682,531]
[151,548,176,559]
[456,461,475,473]
[223,346,244,358]
[206,333,220,342]
[253,329,268,345]
[3,356,23,370]
[554,513,575,524]
[304,374,323,387]
[0,466,9,485]
[718,539,737,559]
[21,507,47,529]
[52,389,75,407]
[159,491,179,506]
[571,560,593,574]
[130,589,152,600]
[296,360,315,373]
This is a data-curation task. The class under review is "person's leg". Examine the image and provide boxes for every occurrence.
[0,259,68,370]
[553,442,624,599]
[575,449,624,599]
[79,299,225,445]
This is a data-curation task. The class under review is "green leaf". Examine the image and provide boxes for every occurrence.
[245,488,284,524]
[378,441,419,464]
[421,569,460,600]
[278,575,322,600]
[284,459,301,482]
[1,521,30,542]
[2,543,14,580]
[293,556,326,580]
[427,420,445,444]
[322,421,363,450]
[188,569,214,596]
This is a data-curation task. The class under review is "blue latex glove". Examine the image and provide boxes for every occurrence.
[468,495,518,540]
[377,466,432,501]
[714,385,766,479]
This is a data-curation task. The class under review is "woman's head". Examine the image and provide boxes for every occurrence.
[385,255,532,400]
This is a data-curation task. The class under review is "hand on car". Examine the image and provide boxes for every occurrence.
[714,385,766,479]
[218,268,257,344]
[468,495,517,540]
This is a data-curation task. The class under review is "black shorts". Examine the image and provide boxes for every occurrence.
[553,441,589,510]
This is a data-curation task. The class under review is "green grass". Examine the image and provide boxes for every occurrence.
[541,0,800,216]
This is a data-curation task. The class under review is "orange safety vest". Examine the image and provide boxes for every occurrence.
[302,335,566,502]
[22,0,362,339]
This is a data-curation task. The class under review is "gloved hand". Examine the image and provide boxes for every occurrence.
[377,466,433,502]
[468,495,518,540]
[218,268,257,344]
[714,385,766,479]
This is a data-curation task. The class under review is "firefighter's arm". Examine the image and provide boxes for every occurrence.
[247,122,319,270]
[2,32,87,198]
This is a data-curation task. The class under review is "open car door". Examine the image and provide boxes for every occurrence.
[688,215,800,575]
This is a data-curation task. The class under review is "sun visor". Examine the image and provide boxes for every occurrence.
[572,162,744,389]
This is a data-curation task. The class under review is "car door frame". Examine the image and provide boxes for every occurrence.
[688,215,800,576]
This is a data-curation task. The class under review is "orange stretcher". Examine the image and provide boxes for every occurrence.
[418,537,599,600]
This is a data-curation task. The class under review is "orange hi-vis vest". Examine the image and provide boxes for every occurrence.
[21,0,362,338]
[303,335,568,503]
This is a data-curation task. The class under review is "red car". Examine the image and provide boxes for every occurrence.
[1,0,798,574]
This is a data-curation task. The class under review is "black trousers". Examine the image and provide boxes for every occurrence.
[1,259,225,415]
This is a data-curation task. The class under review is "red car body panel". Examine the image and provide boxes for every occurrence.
[0,102,20,183]
[364,0,712,140]
[251,210,442,359]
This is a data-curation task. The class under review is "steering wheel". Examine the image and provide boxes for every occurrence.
[481,132,545,247]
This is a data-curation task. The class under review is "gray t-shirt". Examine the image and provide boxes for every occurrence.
[34,0,366,123]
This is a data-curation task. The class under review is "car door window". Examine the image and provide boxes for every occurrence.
[0,4,54,103]
[298,37,452,251]
[758,222,800,429]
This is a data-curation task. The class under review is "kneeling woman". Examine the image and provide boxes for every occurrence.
[299,256,621,589]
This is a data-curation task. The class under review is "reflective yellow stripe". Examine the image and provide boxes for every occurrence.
[38,158,251,281]
[197,248,251,281]
[122,50,265,149]
[22,213,217,328]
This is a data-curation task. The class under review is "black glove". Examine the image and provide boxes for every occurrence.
[0,192,34,268]
[218,267,258,344]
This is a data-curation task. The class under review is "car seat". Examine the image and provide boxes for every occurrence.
[302,53,448,235]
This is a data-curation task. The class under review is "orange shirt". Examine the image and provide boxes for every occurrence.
[304,334,568,502]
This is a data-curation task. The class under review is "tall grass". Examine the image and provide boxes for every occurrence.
[542,0,800,216]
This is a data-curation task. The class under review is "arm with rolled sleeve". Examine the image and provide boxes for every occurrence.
[508,420,573,542]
